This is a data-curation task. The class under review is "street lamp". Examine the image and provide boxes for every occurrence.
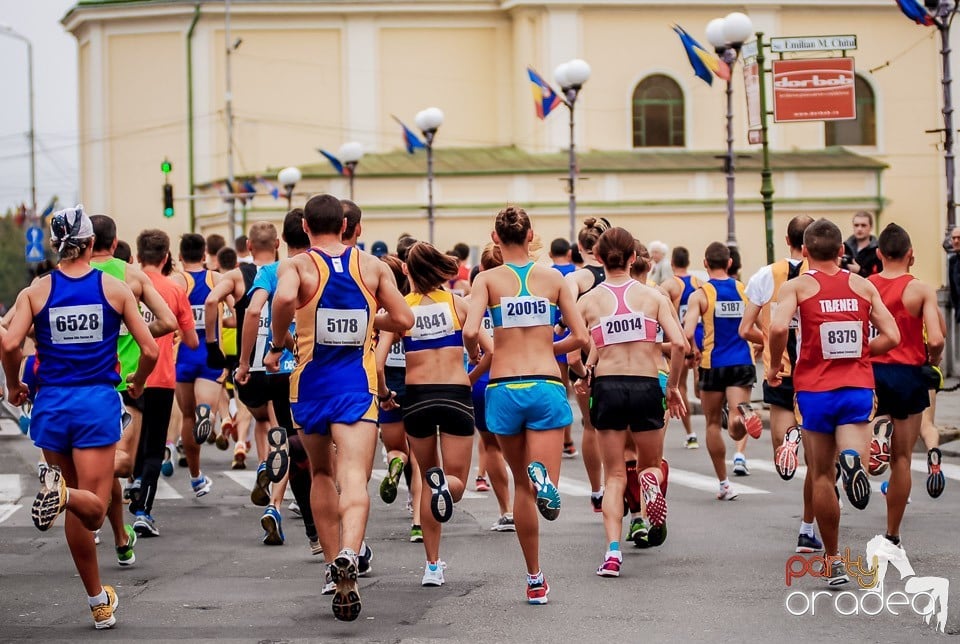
[554,58,591,244]
[0,24,36,221]
[706,11,753,248]
[338,141,364,201]
[278,166,302,211]
[415,107,444,244]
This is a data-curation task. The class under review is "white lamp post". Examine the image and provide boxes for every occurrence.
[554,58,591,243]
[415,107,444,243]
[277,166,302,211]
[706,11,753,248]
[0,24,36,221]
[338,141,364,201]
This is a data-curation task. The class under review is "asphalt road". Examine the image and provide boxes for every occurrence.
[0,410,957,642]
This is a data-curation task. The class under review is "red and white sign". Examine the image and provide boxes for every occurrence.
[743,61,762,144]
[772,58,856,123]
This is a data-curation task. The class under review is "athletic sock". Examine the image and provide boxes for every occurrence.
[799,521,815,537]
[527,570,544,586]
[88,589,108,607]
[609,541,620,552]
[688,433,697,440]
[719,479,730,488]
[191,474,204,485]
[885,534,901,546]
[734,452,745,461]
[590,491,603,501]
[625,460,637,470]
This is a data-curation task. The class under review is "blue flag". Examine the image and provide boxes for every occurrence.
[673,25,715,86]
[527,67,562,120]
[392,115,426,154]
[895,0,934,25]
[317,148,345,175]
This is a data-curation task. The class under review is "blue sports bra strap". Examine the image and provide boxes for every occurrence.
[506,262,534,296]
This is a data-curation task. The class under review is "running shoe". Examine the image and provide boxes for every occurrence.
[161,443,175,477]
[562,442,578,458]
[132,512,159,538]
[116,525,136,567]
[527,461,561,521]
[869,418,893,476]
[685,434,700,449]
[775,427,802,481]
[215,430,230,451]
[426,467,454,523]
[590,495,603,513]
[379,456,404,504]
[251,462,271,507]
[927,447,946,498]
[720,404,729,430]
[358,542,373,577]
[122,478,141,503]
[596,552,622,578]
[475,476,490,492]
[421,561,445,587]
[490,514,516,532]
[191,474,213,498]
[330,549,362,621]
[838,449,870,510]
[624,465,642,515]
[827,559,849,586]
[321,568,336,595]
[659,458,669,497]
[221,418,237,443]
[309,537,323,556]
[410,524,423,543]
[176,438,188,468]
[738,402,763,439]
[796,533,824,554]
[646,522,668,548]
[94,529,101,545]
[32,464,67,531]
[639,471,667,527]
[231,442,247,470]
[628,517,649,546]
[91,585,119,630]
[717,481,738,501]
[732,455,750,477]
[265,426,289,483]
[260,505,284,545]
[193,404,212,444]
[526,579,550,605]
[289,501,302,517]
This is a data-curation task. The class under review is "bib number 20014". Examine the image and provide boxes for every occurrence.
[316,309,366,346]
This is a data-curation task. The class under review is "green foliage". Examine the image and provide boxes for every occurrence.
[0,210,33,309]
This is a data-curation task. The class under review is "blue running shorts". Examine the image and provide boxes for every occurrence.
[175,358,224,384]
[795,387,875,434]
[292,391,378,436]
[485,376,572,436]
[31,384,123,453]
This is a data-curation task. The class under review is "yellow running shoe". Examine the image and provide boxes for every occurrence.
[91,585,118,629]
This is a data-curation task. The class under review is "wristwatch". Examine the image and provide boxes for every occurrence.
[268,342,284,354]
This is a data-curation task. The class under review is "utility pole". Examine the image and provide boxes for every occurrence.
[224,0,236,239]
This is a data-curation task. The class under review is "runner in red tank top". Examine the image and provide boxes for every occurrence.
[767,219,899,586]
[866,224,944,549]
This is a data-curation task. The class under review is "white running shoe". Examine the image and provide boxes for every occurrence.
[421,561,445,587]
[717,482,738,501]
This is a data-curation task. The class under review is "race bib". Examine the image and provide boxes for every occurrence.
[501,296,551,328]
[410,303,454,340]
[143,309,156,325]
[598,312,647,346]
[819,321,862,360]
[868,323,879,341]
[481,315,494,336]
[119,322,130,337]
[49,304,103,344]
[678,304,688,322]
[715,300,744,318]
[770,302,799,330]
[191,304,205,330]
[251,307,271,372]
[316,308,366,346]
[385,341,406,368]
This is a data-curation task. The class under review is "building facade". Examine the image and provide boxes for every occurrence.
[64,0,948,283]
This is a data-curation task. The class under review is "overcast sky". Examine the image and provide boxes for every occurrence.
[0,0,78,214]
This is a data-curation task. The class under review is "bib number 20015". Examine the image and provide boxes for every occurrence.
[316,309,366,346]
[501,296,551,328]
[49,304,104,344]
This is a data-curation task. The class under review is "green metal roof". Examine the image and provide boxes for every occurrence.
[274,146,887,181]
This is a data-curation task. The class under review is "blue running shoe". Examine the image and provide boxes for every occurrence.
[527,461,560,521]
[838,449,870,510]
[251,462,271,507]
[161,443,175,477]
[260,505,284,545]
[425,467,454,523]
[191,474,212,498]
[796,532,823,553]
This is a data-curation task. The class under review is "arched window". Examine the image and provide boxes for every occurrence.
[825,75,876,146]
[632,75,685,148]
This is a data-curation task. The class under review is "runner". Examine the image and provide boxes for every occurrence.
[170,233,224,497]
[341,199,363,247]
[564,217,611,511]
[575,227,686,578]
[660,246,701,449]
[866,223,944,546]
[768,218,899,585]
[1,206,158,629]
[682,242,763,501]
[549,238,577,458]
[379,241,494,587]
[269,193,413,621]
[738,215,822,553]
[128,229,199,538]
[464,205,588,605]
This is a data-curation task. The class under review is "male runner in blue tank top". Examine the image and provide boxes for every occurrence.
[269,194,413,621]
[2,206,158,629]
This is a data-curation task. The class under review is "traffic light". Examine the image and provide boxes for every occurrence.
[161,159,172,174]
[163,183,174,218]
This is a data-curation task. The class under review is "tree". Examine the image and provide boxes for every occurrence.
[0,209,31,310]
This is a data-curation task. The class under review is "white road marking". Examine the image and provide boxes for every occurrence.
[912,457,960,481]
[221,471,293,499]
[154,478,183,500]
[0,504,21,524]
[667,467,769,495]
[0,474,21,503]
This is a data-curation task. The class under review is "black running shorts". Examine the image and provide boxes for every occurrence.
[698,365,756,393]
[121,389,145,413]
[762,377,795,411]
[403,384,475,439]
[589,375,665,432]
[873,363,929,420]
[237,371,290,414]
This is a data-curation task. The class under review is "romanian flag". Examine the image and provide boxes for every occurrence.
[673,25,725,86]
[895,0,935,26]
[391,115,426,154]
[527,67,562,120]
[317,148,346,175]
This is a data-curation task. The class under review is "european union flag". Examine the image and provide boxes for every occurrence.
[673,25,717,86]
[392,115,426,154]
[895,0,935,26]
[527,67,562,120]
[317,148,345,175]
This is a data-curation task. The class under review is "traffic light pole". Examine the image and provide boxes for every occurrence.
[756,32,776,265]
[224,0,237,240]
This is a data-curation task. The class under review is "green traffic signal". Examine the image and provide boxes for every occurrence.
[161,159,172,174]
[163,183,174,218]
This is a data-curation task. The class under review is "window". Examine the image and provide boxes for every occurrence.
[632,75,685,148]
[825,75,876,146]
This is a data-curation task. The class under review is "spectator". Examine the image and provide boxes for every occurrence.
[842,211,882,277]
[205,233,226,271]
[234,235,254,263]
[451,242,471,283]
[571,243,584,268]
[648,240,673,285]
[342,199,362,247]
[949,226,960,323]
[370,241,389,258]
[549,238,575,276]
